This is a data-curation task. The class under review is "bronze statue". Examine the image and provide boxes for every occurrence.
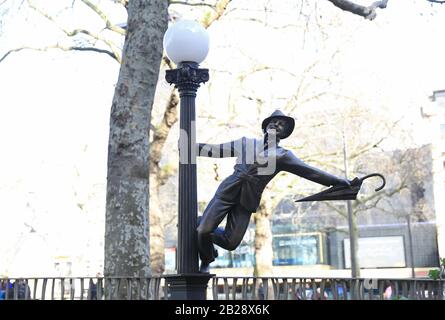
[295,173,386,202]
[196,110,353,273]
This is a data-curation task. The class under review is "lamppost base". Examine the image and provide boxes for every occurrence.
[164,273,215,300]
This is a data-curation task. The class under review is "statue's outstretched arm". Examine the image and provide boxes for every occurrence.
[197,137,243,158]
[280,152,349,187]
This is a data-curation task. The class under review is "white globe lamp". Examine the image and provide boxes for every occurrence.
[163,19,210,292]
[163,19,210,65]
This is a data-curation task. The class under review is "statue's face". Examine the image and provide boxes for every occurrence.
[266,118,287,138]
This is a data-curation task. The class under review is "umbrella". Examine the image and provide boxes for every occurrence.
[295,173,386,202]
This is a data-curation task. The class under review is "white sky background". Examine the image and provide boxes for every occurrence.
[0,0,444,276]
[0,1,123,276]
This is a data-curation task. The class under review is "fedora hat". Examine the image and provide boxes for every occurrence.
[261,109,295,139]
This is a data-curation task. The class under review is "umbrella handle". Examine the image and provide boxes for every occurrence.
[360,173,386,192]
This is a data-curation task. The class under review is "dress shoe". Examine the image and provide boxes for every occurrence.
[199,261,210,273]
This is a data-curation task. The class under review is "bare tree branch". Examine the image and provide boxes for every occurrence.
[80,0,126,35]
[169,0,216,9]
[27,0,122,63]
[297,91,329,106]
[327,0,389,20]
[115,0,128,8]
[287,60,321,113]
[353,180,408,211]
[0,45,118,63]
[203,0,232,27]
[323,201,348,218]
[349,117,404,160]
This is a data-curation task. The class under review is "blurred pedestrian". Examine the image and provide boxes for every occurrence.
[89,272,103,300]
[10,278,31,300]
[383,281,393,300]
[0,278,12,300]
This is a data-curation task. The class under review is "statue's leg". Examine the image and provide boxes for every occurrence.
[197,196,232,263]
[212,204,251,251]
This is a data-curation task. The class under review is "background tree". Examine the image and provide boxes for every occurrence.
[0,0,232,276]
[280,103,434,276]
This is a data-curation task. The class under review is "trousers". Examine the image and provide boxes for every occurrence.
[196,195,252,263]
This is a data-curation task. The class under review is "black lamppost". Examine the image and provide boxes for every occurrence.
[163,19,213,300]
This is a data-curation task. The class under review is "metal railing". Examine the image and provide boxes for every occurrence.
[0,277,167,300]
[1,276,443,300]
[211,277,445,300]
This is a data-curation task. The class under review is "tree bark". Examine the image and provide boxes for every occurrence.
[348,204,361,278]
[149,90,179,275]
[104,0,168,283]
[254,199,273,277]
[149,176,165,275]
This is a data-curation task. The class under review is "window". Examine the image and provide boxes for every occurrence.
[213,242,255,268]
[431,90,445,107]
[272,233,326,266]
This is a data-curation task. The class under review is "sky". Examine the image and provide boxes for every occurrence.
[0,0,444,276]
[0,1,122,276]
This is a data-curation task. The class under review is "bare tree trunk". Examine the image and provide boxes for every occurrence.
[104,0,168,287]
[149,90,179,275]
[350,209,360,276]
[349,210,360,299]
[149,177,165,275]
[254,199,273,277]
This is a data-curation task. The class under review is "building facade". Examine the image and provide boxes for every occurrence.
[422,90,445,259]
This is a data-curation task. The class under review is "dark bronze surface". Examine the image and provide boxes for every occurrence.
[196,110,357,272]
[295,173,386,202]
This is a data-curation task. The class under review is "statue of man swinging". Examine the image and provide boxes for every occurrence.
[196,110,351,273]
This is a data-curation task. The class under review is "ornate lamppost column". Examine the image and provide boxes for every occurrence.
[162,20,213,300]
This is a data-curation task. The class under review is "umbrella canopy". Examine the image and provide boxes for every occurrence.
[295,173,386,202]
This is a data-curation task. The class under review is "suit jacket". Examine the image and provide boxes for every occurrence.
[198,137,344,212]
